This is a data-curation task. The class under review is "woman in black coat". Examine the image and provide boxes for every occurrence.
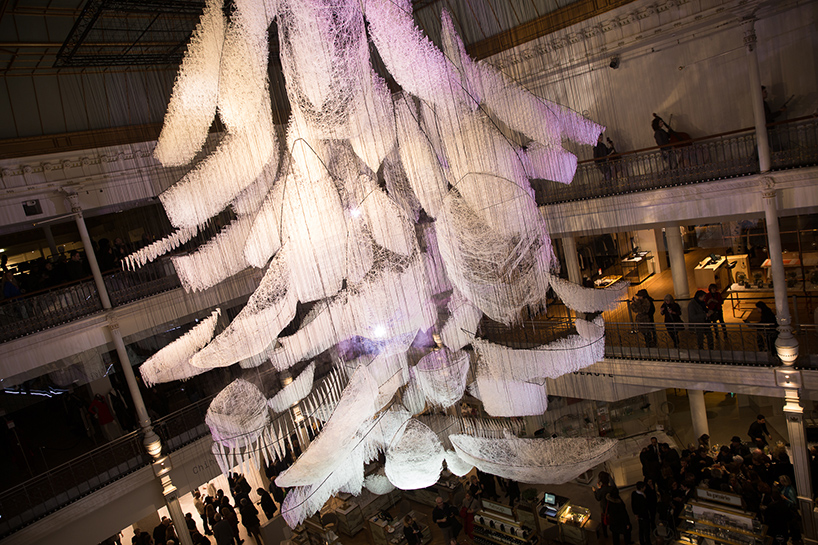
[593,471,617,538]
[257,487,277,519]
[606,489,632,545]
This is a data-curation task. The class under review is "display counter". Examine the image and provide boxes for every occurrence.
[368,509,431,545]
[621,252,653,284]
[534,493,595,545]
[694,255,729,291]
[474,499,537,545]
[594,275,623,289]
[331,489,402,536]
[677,488,769,545]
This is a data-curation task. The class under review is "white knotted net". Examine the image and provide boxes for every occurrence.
[548,273,627,313]
[154,0,225,167]
[436,195,552,324]
[576,315,605,340]
[472,333,604,383]
[276,364,378,488]
[469,372,549,417]
[140,309,220,386]
[415,349,470,408]
[440,290,482,351]
[271,251,435,370]
[159,0,278,230]
[385,418,445,490]
[268,362,315,413]
[450,434,618,484]
[192,244,296,369]
[171,214,255,292]
[145,0,621,526]
[444,449,474,477]
[206,378,269,450]
[364,471,396,495]
[123,227,198,270]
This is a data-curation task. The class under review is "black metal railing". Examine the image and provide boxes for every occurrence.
[0,281,104,341]
[104,258,181,306]
[0,257,181,344]
[0,429,149,538]
[0,395,215,539]
[479,319,818,367]
[537,116,818,204]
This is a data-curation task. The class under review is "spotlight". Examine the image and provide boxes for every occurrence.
[609,57,620,69]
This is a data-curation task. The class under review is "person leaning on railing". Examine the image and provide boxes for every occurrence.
[688,290,714,350]
[660,294,684,348]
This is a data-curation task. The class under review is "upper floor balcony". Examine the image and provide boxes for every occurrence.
[534,116,818,206]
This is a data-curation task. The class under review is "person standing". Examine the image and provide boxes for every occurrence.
[593,471,617,538]
[704,284,727,340]
[239,498,263,544]
[632,289,657,347]
[594,133,617,183]
[433,496,461,543]
[652,117,679,169]
[753,301,778,353]
[194,490,212,535]
[256,488,276,520]
[688,290,714,350]
[748,414,772,448]
[631,482,651,545]
[660,294,684,348]
[403,515,423,545]
[212,514,234,545]
[606,489,632,545]
[89,394,121,442]
[460,491,481,539]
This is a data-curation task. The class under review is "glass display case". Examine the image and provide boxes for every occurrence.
[677,489,769,545]
[621,251,653,284]
[558,505,590,527]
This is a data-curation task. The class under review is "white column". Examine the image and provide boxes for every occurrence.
[780,381,816,540]
[110,316,192,545]
[665,225,689,299]
[744,19,770,173]
[562,236,582,284]
[688,389,709,445]
[108,317,161,456]
[66,193,112,309]
[761,178,799,366]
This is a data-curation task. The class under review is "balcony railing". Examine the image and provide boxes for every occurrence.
[479,319,818,368]
[0,256,181,344]
[536,116,818,205]
[0,280,103,342]
[2,319,816,538]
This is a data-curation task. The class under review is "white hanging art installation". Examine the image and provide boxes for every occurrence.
[137,0,630,527]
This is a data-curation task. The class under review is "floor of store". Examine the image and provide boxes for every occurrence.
[115,388,795,545]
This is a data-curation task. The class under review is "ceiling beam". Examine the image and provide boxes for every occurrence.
[466,0,639,60]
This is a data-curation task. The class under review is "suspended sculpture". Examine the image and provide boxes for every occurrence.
[135,0,630,527]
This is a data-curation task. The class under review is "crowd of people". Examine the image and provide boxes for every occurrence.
[0,234,161,302]
[630,284,778,352]
[128,471,278,545]
[593,425,806,545]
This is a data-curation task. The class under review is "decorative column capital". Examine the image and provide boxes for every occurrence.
[742,17,757,50]
[63,191,82,214]
[760,176,776,199]
[107,315,120,331]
